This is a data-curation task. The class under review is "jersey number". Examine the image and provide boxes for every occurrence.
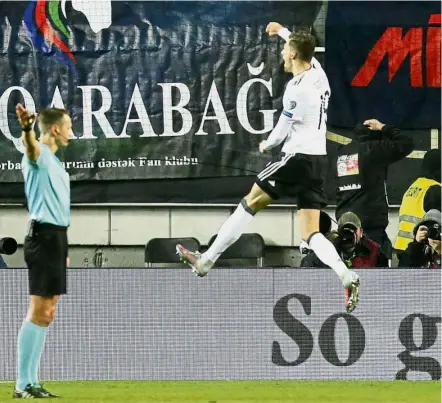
[318,90,330,130]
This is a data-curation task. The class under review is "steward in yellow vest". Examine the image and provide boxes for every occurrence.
[395,149,441,251]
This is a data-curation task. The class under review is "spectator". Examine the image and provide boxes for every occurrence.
[335,119,413,262]
[395,148,441,252]
[398,209,441,268]
[301,212,388,268]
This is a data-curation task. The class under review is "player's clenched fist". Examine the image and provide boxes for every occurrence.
[266,22,282,36]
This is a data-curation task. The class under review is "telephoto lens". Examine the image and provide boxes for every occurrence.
[427,224,441,240]
[0,237,18,255]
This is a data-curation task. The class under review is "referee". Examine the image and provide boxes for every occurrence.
[13,104,72,399]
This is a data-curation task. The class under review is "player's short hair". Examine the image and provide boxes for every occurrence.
[288,31,316,62]
[37,108,69,135]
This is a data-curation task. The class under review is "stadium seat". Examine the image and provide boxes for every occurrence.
[207,233,265,267]
[145,237,201,267]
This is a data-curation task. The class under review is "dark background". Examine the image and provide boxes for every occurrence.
[0,1,438,204]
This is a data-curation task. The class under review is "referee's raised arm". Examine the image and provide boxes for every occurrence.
[16,103,40,161]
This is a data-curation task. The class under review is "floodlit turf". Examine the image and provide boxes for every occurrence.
[0,380,439,403]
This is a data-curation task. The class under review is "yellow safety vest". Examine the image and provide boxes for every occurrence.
[394,177,441,251]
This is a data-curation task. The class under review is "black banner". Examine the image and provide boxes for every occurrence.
[0,1,323,182]
[0,1,437,205]
[325,1,441,129]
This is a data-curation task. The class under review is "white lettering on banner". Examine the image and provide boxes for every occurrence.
[78,85,117,139]
[0,157,199,171]
[236,63,277,134]
[196,81,234,135]
[0,74,278,146]
[64,161,94,169]
[120,84,156,138]
[138,157,161,167]
[164,156,198,165]
[49,86,66,109]
[0,161,22,170]
[0,160,95,170]
[158,83,192,137]
[0,86,35,153]
[98,157,137,168]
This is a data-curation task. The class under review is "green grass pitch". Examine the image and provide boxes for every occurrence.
[0,380,439,402]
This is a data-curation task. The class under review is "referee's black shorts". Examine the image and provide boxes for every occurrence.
[255,152,328,209]
[23,221,68,296]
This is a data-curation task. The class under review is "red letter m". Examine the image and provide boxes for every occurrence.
[352,27,423,87]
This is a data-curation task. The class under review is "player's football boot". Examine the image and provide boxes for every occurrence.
[35,384,59,398]
[13,384,45,398]
[176,244,210,277]
[343,271,360,313]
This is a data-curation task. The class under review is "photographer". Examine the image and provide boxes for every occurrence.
[301,212,388,268]
[398,210,441,268]
[335,119,413,260]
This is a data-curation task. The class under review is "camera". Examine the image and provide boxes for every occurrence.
[0,237,18,255]
[427,223,441,240]
[338,225,358,252]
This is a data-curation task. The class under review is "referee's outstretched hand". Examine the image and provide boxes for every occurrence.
[16,103,37,130]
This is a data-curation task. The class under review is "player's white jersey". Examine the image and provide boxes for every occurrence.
[280,60,330,155]
[261,28,331,156]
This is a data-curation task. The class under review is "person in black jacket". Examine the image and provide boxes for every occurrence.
[335,119,414,261]
[399,209,441,268]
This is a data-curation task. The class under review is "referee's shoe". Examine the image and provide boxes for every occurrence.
[13,384,59,398]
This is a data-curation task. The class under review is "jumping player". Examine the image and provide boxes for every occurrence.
[177,22,360,313]
[13,104,72,398]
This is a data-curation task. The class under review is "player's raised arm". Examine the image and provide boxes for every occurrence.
[16,104,40,161]
[266,22,323,70]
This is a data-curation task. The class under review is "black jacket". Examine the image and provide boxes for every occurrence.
[335,124,414,230]
[398,241,441,268]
